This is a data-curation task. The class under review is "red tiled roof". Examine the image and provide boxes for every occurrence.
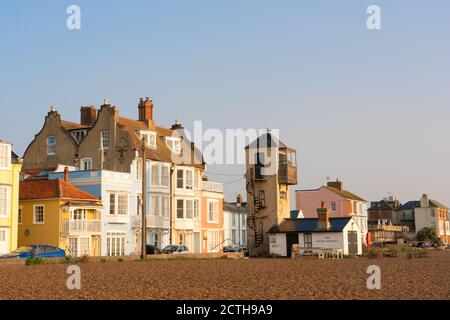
[61,120,90,130]
[20,179,99,201]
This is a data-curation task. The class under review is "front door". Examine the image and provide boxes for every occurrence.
[194,232,201,253]
[286,233,299,258]
[348,231,358,255]
[0,228,9,255]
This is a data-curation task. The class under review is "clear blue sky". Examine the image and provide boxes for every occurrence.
[1,1,449,205]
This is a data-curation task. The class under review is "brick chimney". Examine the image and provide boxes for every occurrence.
[317,201,331,230]
[171,120,184,130]
[64,166,69,182]
[80,106,97,126]
[327,179,343,191]
[138,97,153,125]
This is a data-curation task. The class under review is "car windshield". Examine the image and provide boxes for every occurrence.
[164,246,178,251]
[12,246,33,253]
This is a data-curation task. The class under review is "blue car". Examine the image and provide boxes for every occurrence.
[0,245,66,259]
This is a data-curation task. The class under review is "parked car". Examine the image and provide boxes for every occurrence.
[146,245,161,255]
[162,245,189,254]
[223,246,239,253]
[0,245,66,259]
[415,241,432,248]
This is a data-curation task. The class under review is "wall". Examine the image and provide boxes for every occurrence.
[269,233,287,256]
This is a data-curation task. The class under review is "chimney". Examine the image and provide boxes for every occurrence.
[327,179,343,191]
[420,194,430,208]
[171,120,184,130]
[64,167,69,182]
[80,106,97,126]
[316,201,331,230]
[138,97,154,124]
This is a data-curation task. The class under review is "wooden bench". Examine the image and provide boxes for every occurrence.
[407,250,430,259]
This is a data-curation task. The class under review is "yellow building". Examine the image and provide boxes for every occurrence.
[18,170,103,257]
[0,141,22,255]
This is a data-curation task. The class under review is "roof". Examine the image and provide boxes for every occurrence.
[324,186,367,202]
[429,199,448,210]
[245,132,287,150]
[398,201,421,211]
[223,202,248,214]
[268,217,353,233]
[61,120,90,130]
[20,179,99,201]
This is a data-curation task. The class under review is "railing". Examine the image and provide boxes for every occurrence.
[132,215,171,229]
[174,219,201,230]
[202,181,224,193]
[61,220,102,233]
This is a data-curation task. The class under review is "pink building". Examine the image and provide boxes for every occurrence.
[295,180,369,240]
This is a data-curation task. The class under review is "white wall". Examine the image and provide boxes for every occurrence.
[269,233,287,256]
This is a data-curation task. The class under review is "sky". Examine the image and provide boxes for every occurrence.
[1,1,449,206]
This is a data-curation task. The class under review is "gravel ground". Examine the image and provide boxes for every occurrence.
[0,251,449,300]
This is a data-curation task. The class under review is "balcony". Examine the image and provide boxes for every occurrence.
[174,219,201,230]
[132,215,171,230]
[202,181,224,193]
[106,215,130,224]
[61,220,102,234]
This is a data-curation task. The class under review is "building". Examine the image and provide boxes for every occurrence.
[0,141,22,255]
[18,170,103,257]
[396,201,420,240]
[413,194,449,244]
[21,97,225,254]
[245,132,298,256]
[296,180,368,244]
[268,203,363,257]
[367,197,403,244]
[223,202,248,247]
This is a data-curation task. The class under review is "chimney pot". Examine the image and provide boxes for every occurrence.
[138,97,154,124]
[64,167,69,182]
[80,106,97,126]
[317,203,331,230]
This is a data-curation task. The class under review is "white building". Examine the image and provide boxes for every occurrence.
[223,202,248,247]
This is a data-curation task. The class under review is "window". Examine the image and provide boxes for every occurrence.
[109,192,128,215]
[241,230,247,245]
[259,190,266,208]
[137,194,142,216]
[194,199,200,219]
[331,202,337,212]
[232,214,236,227]
[33,205,44,224]
[185,170,193,190]
[151,164,159,186]
[106,232,126,256]
[304,233,312,248]
[71,130,87,144]
[242,215,246,227]
[280,191,287,199]
[0,143,11,169]
[232,230,237,244]
[150,196,160,216]
[47,136,56,155]
[0,229,5,242]
[255,152,265,179]
[81,158,92,171]
[177,169,184,189]
[166,137,181,153]
[185,200,194,219]
[208,200,219,223]
[0,187,9,217]
[194,171,199,189]
[72,209,86,220]
[162,197,170,217]
[176,200,184,219]
[136,158,142,180]
[161,166,170,187]
[101,131,110,150]
[18,207,22,224]
[208,230,220,252]
[140,131,157,148]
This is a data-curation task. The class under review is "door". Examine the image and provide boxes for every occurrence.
[348,231,358,255]
[0,228,9,255]
[286,233,299,258]
[194,232,201,253]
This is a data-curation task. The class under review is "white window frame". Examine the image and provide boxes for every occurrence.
[101,131,110,150]
[0,186,10,217]
[151,163,171,188]
[108,192,129,216]
[0,143,11,170]
[33,205,45,224]
[207,200,219,224]
[176,168,195,190]
[140,131,157,149]
[176,198,200,220]
[47,136,56,156]
[80,158,92,171]
[106,232,126,256]
[166,137,181,154]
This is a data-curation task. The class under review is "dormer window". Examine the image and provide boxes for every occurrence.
[140,131,157,148]
[166,137,181,153]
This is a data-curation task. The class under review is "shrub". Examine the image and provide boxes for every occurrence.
[79,255,90,264]
[64,255,79,264]
[217,255,229,260]
[264,252,280,259]
[26,257,45,265]
[366,247,382,259]
[117,258,124,263]
[100,258,107,263]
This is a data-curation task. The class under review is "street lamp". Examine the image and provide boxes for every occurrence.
[236,193,243,252]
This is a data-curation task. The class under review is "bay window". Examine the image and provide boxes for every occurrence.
[0,143,11,169]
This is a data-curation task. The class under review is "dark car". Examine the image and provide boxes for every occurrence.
[223,246,239,253]
[162,245,189,254]
[146,245,161,255]
[416,241,431,248]
[0,245,66,259]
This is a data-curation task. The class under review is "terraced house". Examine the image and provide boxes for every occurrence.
[22,97,224,255]
[0,141,22,255]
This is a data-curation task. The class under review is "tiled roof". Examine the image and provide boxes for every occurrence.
[223,202,248,214]
[268,217,353,233]
[398,201,421,211]
[61,120,90,130]
[429,199,448,210]
[324,186,367,202]
[20,179,99,201]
